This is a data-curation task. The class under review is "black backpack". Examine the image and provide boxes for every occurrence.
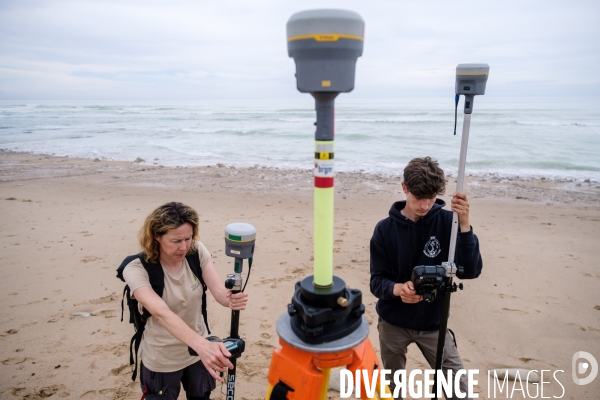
[116,251,211,381]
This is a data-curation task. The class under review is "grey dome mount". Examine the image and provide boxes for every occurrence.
[287,9,364,94]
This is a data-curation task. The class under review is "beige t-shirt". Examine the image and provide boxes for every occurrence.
[122,242,212,373]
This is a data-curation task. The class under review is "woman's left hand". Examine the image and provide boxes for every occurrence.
[226,291,248,310]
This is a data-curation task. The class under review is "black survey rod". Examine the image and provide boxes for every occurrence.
[313,92,338,141]
[432,281,453,399]
[225,258,243,400]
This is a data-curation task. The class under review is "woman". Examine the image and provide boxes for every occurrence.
[122,202,248,400]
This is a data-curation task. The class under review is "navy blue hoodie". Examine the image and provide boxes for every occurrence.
[370,199,482,331]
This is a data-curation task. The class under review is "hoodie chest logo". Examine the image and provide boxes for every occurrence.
[423,236,441,258]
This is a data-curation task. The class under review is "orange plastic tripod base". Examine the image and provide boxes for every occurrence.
[266,337,391,399]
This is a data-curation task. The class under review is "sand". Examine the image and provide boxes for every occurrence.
[1,150,599,399]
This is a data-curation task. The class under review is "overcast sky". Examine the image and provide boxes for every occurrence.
[1,0,599,100]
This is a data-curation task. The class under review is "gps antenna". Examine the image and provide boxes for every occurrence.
[448,63,489,261]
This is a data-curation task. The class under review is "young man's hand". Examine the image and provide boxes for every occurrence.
[393,281,423,303]
[451,192,471,232]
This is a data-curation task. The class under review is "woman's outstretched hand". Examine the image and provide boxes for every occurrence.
[191,338,233,382]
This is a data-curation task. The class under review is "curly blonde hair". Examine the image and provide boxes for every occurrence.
[139,202,199,264]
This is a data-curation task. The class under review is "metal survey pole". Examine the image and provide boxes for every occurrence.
[433,64,489,400]
[447,104,472,264]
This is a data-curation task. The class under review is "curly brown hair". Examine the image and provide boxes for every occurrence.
[138,202,199,264]
[403,157,447,198]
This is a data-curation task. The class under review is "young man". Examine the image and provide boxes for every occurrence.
[370,157,483,399]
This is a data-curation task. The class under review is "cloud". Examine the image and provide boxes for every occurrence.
[0,0,598,99]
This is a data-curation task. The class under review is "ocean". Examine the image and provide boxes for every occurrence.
[1,97,599,181]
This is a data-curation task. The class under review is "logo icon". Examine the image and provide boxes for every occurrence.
[572,351,598,385]
[423,236,441,258]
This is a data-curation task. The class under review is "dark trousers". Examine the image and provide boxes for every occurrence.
[378,318,471,400]
[140,360,216,400]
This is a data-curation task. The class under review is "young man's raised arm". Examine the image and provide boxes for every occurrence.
[455,229,483,279]
[451,192,483,279]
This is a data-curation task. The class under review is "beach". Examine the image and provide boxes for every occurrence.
[1,150,599,399]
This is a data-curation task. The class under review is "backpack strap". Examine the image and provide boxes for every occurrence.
[120,282,146,381]
[118,254,165,381]
[138,257,165,297]
[117,254,143,282]
[186,252,211,335]
[118,254,143,324]
[138,257,165,320]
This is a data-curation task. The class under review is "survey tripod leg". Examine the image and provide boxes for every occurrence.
[265,337,390,399]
